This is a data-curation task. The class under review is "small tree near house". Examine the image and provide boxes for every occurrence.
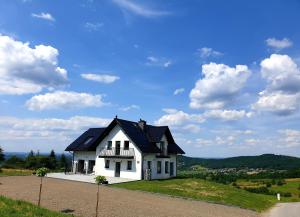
[36,167,49,206]
[94,176,107,217]
[0,146,4,163]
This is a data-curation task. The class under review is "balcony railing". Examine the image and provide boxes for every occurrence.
[98,147,135,159]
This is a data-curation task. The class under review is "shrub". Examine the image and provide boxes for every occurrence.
[95,176,107,184]
[266,182,272,188]
[36,167,48,177]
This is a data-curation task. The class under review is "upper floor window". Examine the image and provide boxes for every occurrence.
[157,161,161,174]
[107,141,112,150]
[124,141,129,150]
[160,141,165,153]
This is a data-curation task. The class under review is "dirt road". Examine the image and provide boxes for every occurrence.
[0,176,259,217]
[263,202,300,217]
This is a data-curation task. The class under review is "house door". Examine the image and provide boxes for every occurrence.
[115,162,121,177]
[170,162,174,176]
[115,142,121,155]
[88,160,95,173]
[78,160,85,173]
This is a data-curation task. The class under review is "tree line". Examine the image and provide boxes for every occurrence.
[0,146,71,171]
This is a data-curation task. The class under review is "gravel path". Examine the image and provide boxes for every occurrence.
[262,202,300,217]
[0,176,259,217]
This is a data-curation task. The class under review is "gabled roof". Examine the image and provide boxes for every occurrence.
[65,118,185,154]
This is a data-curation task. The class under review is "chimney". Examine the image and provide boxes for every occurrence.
[138,119,146,130]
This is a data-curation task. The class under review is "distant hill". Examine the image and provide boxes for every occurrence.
[178,154,300,170]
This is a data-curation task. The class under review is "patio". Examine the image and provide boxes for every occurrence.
[47,172,136,184]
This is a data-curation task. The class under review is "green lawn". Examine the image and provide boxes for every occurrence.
[0,168,33,176]
[113,178,277,212]
[0,196,69,217]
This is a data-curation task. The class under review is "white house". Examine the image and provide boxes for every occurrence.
[65,117,185,180]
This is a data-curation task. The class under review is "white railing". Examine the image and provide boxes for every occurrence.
[99,147,135,158]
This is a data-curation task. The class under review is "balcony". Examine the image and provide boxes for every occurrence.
[98,147,135,159]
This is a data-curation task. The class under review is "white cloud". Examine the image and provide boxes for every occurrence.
[266,38,292,50]
[182,124,201,133]
[84,22,104,31]
[31,12,55,21]
[81,73,120,84]
[252,54,300,115]
[25,91,107,111]
[204,109,252,121]
[155,109,205,126]
[146,56,172,68]
[0,116,110,152]
[190,63,251,109]
[198,47,223,58]
[173,88,185,95]
[277,129,300,148]
[112,0,170,18]
[120,104,140,111]
[0,35,67,95]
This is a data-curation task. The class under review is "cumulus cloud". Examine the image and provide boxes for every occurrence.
[84,22,104,31]
[266,38,293,50]
[198,47,223,59]
[81,73,120,84]
[0,35,67,95]
[26,91,107,111]
[189,63,251,109]
[173,88,185,95]
[112,0,171,18]
[252,54,300,115]
[277,129,300,148]
[31,12,55,21]
[204,109,252,121]
[120,104,140,111]
[146,56,172,68]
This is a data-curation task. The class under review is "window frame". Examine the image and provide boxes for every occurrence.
[165,161,169,174]
[157,161,162,174]
[107,141,112,150]
[127,160,132,170]
[105,159,110,169]
[124,140,130,150]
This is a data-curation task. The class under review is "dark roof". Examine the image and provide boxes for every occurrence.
[65,128,106,151]
[65,118,185,154]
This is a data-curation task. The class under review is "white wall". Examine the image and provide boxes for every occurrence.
[143,154,177,179]
[73,151,96,173]
[95,125,142,180]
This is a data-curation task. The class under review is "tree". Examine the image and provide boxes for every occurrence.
[48,150,57,169]
[36,167,48,206]
[94,176,107,217]
[0,146,4,163]
[59,153,67,169]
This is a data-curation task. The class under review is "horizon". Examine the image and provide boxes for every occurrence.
[1,0,300,157]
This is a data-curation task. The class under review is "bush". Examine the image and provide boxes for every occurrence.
[276,179,286,186]
[36,167,48,177]
[266,182,272,188]
[95,175,107,184]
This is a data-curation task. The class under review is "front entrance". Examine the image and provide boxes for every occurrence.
[77,160,85,173]
[88,160,95,173]
[170,162,174,176]
[115,162,121,177]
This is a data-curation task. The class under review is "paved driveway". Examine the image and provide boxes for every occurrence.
[47,172,135,184]
[0,176,259,217]
[263,202,300,217]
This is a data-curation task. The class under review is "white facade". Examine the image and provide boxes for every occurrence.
[72,125,178,180]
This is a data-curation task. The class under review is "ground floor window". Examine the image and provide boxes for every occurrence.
[127,160,132,170]
[105,159,110,168]
[157,161,161,174]
[165,161,169,174]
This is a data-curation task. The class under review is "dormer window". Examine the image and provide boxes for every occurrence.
[84,137,93,145]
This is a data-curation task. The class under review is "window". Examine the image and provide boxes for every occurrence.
[160,141,165,153]
[147,161,152,170]
[105,160,110,168]
[84,137,93,145]
[157,161,161,174]
[115,141,121,155]
[124,141,129,150]
[107,141,112,150]
[165,161,169,174]
[127,161,132,170]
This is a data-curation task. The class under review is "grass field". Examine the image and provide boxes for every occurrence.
[0,168,33,176]
[0,196,69,217]
[237,178,300,202]
[113,178,277,212]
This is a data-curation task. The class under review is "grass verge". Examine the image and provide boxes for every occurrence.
[113,178,277,212]
[0,195,69,217]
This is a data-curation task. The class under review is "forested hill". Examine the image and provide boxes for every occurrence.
[178,154,300,170]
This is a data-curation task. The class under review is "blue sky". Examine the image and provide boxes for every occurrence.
[0,0,300,157]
